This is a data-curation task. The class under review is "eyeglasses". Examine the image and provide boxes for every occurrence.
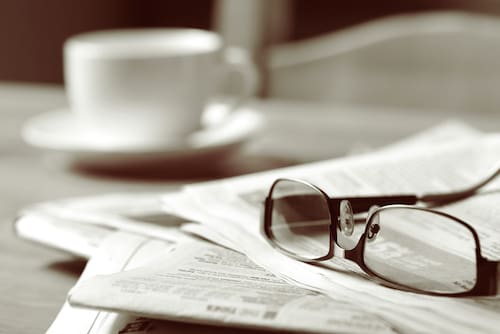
[261,178,500,296]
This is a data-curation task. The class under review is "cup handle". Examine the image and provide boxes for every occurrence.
[203,47,260,125]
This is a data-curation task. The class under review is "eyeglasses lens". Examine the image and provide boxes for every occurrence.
[270,180,331,260]
[363,208,478,294]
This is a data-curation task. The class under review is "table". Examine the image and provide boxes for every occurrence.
[1,82,499,333]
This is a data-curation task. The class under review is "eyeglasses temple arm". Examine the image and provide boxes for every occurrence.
[339,195,418,213]
[418,165,500,204]
[493,261,500,295]
[496,261,500,295]
[475,258,500,296]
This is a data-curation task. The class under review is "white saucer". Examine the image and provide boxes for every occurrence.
[22,104,263,168]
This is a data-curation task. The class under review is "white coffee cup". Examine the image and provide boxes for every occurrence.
[64,28,258,146]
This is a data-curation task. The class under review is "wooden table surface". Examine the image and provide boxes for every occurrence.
[1,82,499,333]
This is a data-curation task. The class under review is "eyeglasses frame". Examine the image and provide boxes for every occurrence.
[262,178,499,297]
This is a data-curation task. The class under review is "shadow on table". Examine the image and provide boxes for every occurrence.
[48,258,87,277]
[71,153,296,182]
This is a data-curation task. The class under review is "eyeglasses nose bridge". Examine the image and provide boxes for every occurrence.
[339,199,354,236]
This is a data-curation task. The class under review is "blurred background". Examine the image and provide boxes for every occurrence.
[2,0,500,84]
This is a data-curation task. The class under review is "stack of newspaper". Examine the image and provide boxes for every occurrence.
[15,121,500,334]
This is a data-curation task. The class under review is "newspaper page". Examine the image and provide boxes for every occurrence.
[14,192,193,257]
[15,211,116,258]
[160,135,500,333]
[68,237,397,334]
[47,231,180,334]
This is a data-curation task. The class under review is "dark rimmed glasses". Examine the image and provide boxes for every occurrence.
[262,178,500,296]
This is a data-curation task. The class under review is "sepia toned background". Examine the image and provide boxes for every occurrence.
[1,0,500,84]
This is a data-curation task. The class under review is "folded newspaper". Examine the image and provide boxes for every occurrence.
[16,121,500,333]
[158,133,500,333]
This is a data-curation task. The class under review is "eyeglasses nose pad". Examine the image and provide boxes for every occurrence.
[366,206,380,242]
[339,200,354,237]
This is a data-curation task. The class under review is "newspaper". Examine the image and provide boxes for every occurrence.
[68,234,397,333]
[47,231,180,334]
[155,135,500,333]
[15,192,192,258]
[15,120,493,333]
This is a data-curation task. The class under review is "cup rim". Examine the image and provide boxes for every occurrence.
[64,28,222,58]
